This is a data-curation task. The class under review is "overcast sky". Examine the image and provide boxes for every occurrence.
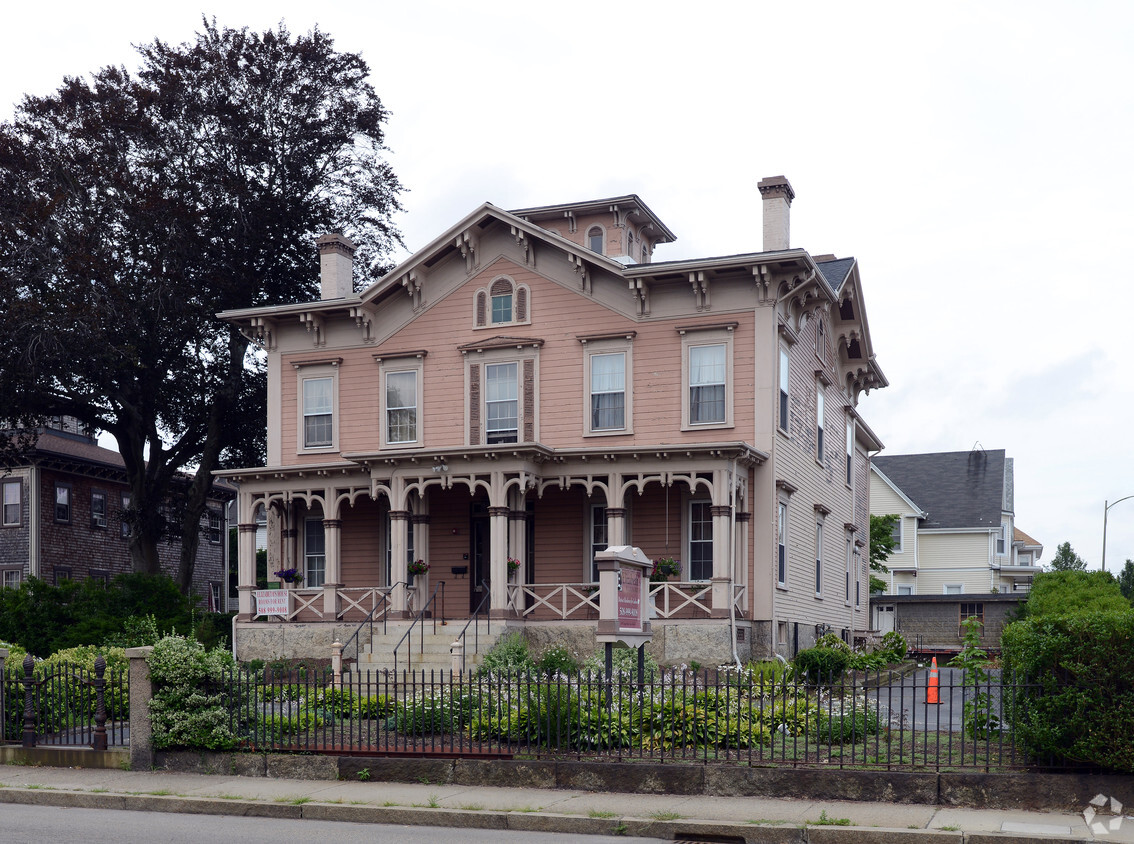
[4,1,1132,572]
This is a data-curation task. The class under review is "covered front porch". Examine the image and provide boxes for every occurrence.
[223,443,764,632]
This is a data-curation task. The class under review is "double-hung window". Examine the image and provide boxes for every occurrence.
[590,504,607,582]
[55,484,71,523]
[120,492,132,538]
[690,345,726,424]
[491,292,513,324]
[815,386,825,463]
[779,347,790,433]
[846,418,854,486]
[814,522,823,596]
[689,500,713,581]
[591,353,625,431]
[777,502,788,586]
[303,378,333,448]
[2,480,19,526]
[386,371,418,444]
[305,518,326,588]
[91,490,108,529]
[485,362,519,444]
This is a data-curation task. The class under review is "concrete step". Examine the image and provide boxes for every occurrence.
[354,621,510,675]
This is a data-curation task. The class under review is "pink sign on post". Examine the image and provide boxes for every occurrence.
[618,567,642,631]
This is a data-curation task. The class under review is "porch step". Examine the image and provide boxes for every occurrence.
[353,621,511,676]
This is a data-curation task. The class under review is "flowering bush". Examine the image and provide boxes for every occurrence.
[407,559,429,575]
[273,568,303,584]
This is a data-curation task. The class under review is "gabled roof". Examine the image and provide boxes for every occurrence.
[871,450,1008,530]
[510,194,677,244]
[816,257,856,293]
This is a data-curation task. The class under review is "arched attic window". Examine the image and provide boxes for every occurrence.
[587,226,604,254]
[474,276,530,328]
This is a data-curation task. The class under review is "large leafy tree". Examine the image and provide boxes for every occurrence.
[868,513,899,593]
[0,21,403,592]
[1047,541,1087,572]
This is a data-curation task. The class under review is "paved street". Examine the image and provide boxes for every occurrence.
[866,666,1006,732]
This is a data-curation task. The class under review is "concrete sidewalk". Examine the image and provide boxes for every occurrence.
[0,764,1120,843]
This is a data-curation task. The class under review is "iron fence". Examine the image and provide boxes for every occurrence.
[194,662,1073,772]
[2,654,129,749]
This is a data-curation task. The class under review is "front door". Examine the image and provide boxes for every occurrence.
[470,501,489,612]
[875,604,895,634]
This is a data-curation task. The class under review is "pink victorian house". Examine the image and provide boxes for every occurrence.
[218,176,887,666]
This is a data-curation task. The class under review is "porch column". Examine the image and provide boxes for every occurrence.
[322,518,341,618]
[488,505,510,617]
[711,504,733,618]
[282,501,298,573]
[605,508,627,547]
[390,509,410,616]
[236,492,257,621]
[412,512,431,613]
[736,511,751,616]
[508,489,528,614]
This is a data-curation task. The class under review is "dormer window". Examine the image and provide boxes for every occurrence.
[474,276,530,329]
[587,227,604,254]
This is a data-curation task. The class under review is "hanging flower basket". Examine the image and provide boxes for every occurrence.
[407,559,430,576]
[274,568,303,587]
[507,557,521,576]
[650,557,679,583]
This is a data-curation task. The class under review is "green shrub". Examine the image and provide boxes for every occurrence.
[879,631,907,661]
[393,688,476,735]
[793,647,850,684]
[817,700,880,743]
[1023,570,1130,618]
[816,632,851,653]
[1002,610,1134,771]
[148,634,240,750]
[536,645,579,677]
[580,645,659,680]
[477,632,535,676]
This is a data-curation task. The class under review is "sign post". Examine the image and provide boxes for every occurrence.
[595,545,654,693]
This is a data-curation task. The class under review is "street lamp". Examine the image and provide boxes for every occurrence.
[1102,495,1134,572]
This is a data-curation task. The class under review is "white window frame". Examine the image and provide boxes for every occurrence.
[944,583,963,595]
[491,290,513,325]
[845,537,853,605]
[897,585,914,596]
[845,417,855,487]
[293,359,341,454]
[485,361,519,445]
[778,346,790,434]
[587,225,605,254]
[814,521,823,597]
[91,490,108,529]
[54,483,71,524]
[465,345,540,446]
[2,480,20,527]
[589,503,607,583]
[777,501,788,587]
[2,569,20,589]
[304,516,326,588]
[120,492,132,538]
[995,520,1008,556]
[678,324,735,432]
[581,334,634,436]
[207,511,222,544]
[688,499,713,582]
[377,352,425,449]
[815,384,825,464]
[891,518,903,553]
[854,548,862,607]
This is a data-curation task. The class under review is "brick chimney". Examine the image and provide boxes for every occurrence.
[757,175,795,252]
[316,233,357,299]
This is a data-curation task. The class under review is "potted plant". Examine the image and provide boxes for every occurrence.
[650,557,679,583]
[507,557,521,578]
[274,567,303,587]
[407,559,429,581]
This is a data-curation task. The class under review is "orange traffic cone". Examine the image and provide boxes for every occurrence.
[927,656,941,705]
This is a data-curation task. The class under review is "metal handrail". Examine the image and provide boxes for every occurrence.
[392,580,446,675]
[452,580,491,673]
[341,585,398,666]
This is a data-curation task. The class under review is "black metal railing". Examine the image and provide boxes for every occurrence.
[392,580,446,675]
[2,654,129,749]
[186,661,1078,772]
[341,587,396,665]
[452,580,491,672]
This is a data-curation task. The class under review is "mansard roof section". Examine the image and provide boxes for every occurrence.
[510,194,677,245]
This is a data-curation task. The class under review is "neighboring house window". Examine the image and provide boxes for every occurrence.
[845,418,854,486]
[814,522,823,596]
[897,585,913,595]
[689,500,712,581]
[960,602,984,634]
[53,566,72,585]
[996,521,1008,556]
[778,347,790,433]
[54,483,71,523]
[302,377,333,448]
[2,480,20,526]
[778,621,788,645]
[485,362,519,444]
[91,490,108,529]
[209,582,222,613]
[679,322,736,431]
[590,353,626,431]
[2,570,20,589]
[845,538,852,604]
[777,502,788,587]
[587,226,604,254]
[120,492,132,538]
[305,518,326,588]
[386,370,418,444]
[944,583,963,595]
[891,519,903,553]
[590,504,607,582]
[815,385,825,463]
[207,511,222,544]
[89,569,110,586]
[1018,552,1031,565]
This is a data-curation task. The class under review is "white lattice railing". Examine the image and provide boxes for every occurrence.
[286,587,324,621]
[649,582,712,618]
[338,586,396,621]
[508,582,600,619]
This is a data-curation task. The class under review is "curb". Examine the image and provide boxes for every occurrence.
[0,787,1092,843]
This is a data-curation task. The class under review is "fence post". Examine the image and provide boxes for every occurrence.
[0,648,6,743]
[125,647,154,770]
[91,655,108,751]
[22,654,36,748]
[331,641,343,687]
